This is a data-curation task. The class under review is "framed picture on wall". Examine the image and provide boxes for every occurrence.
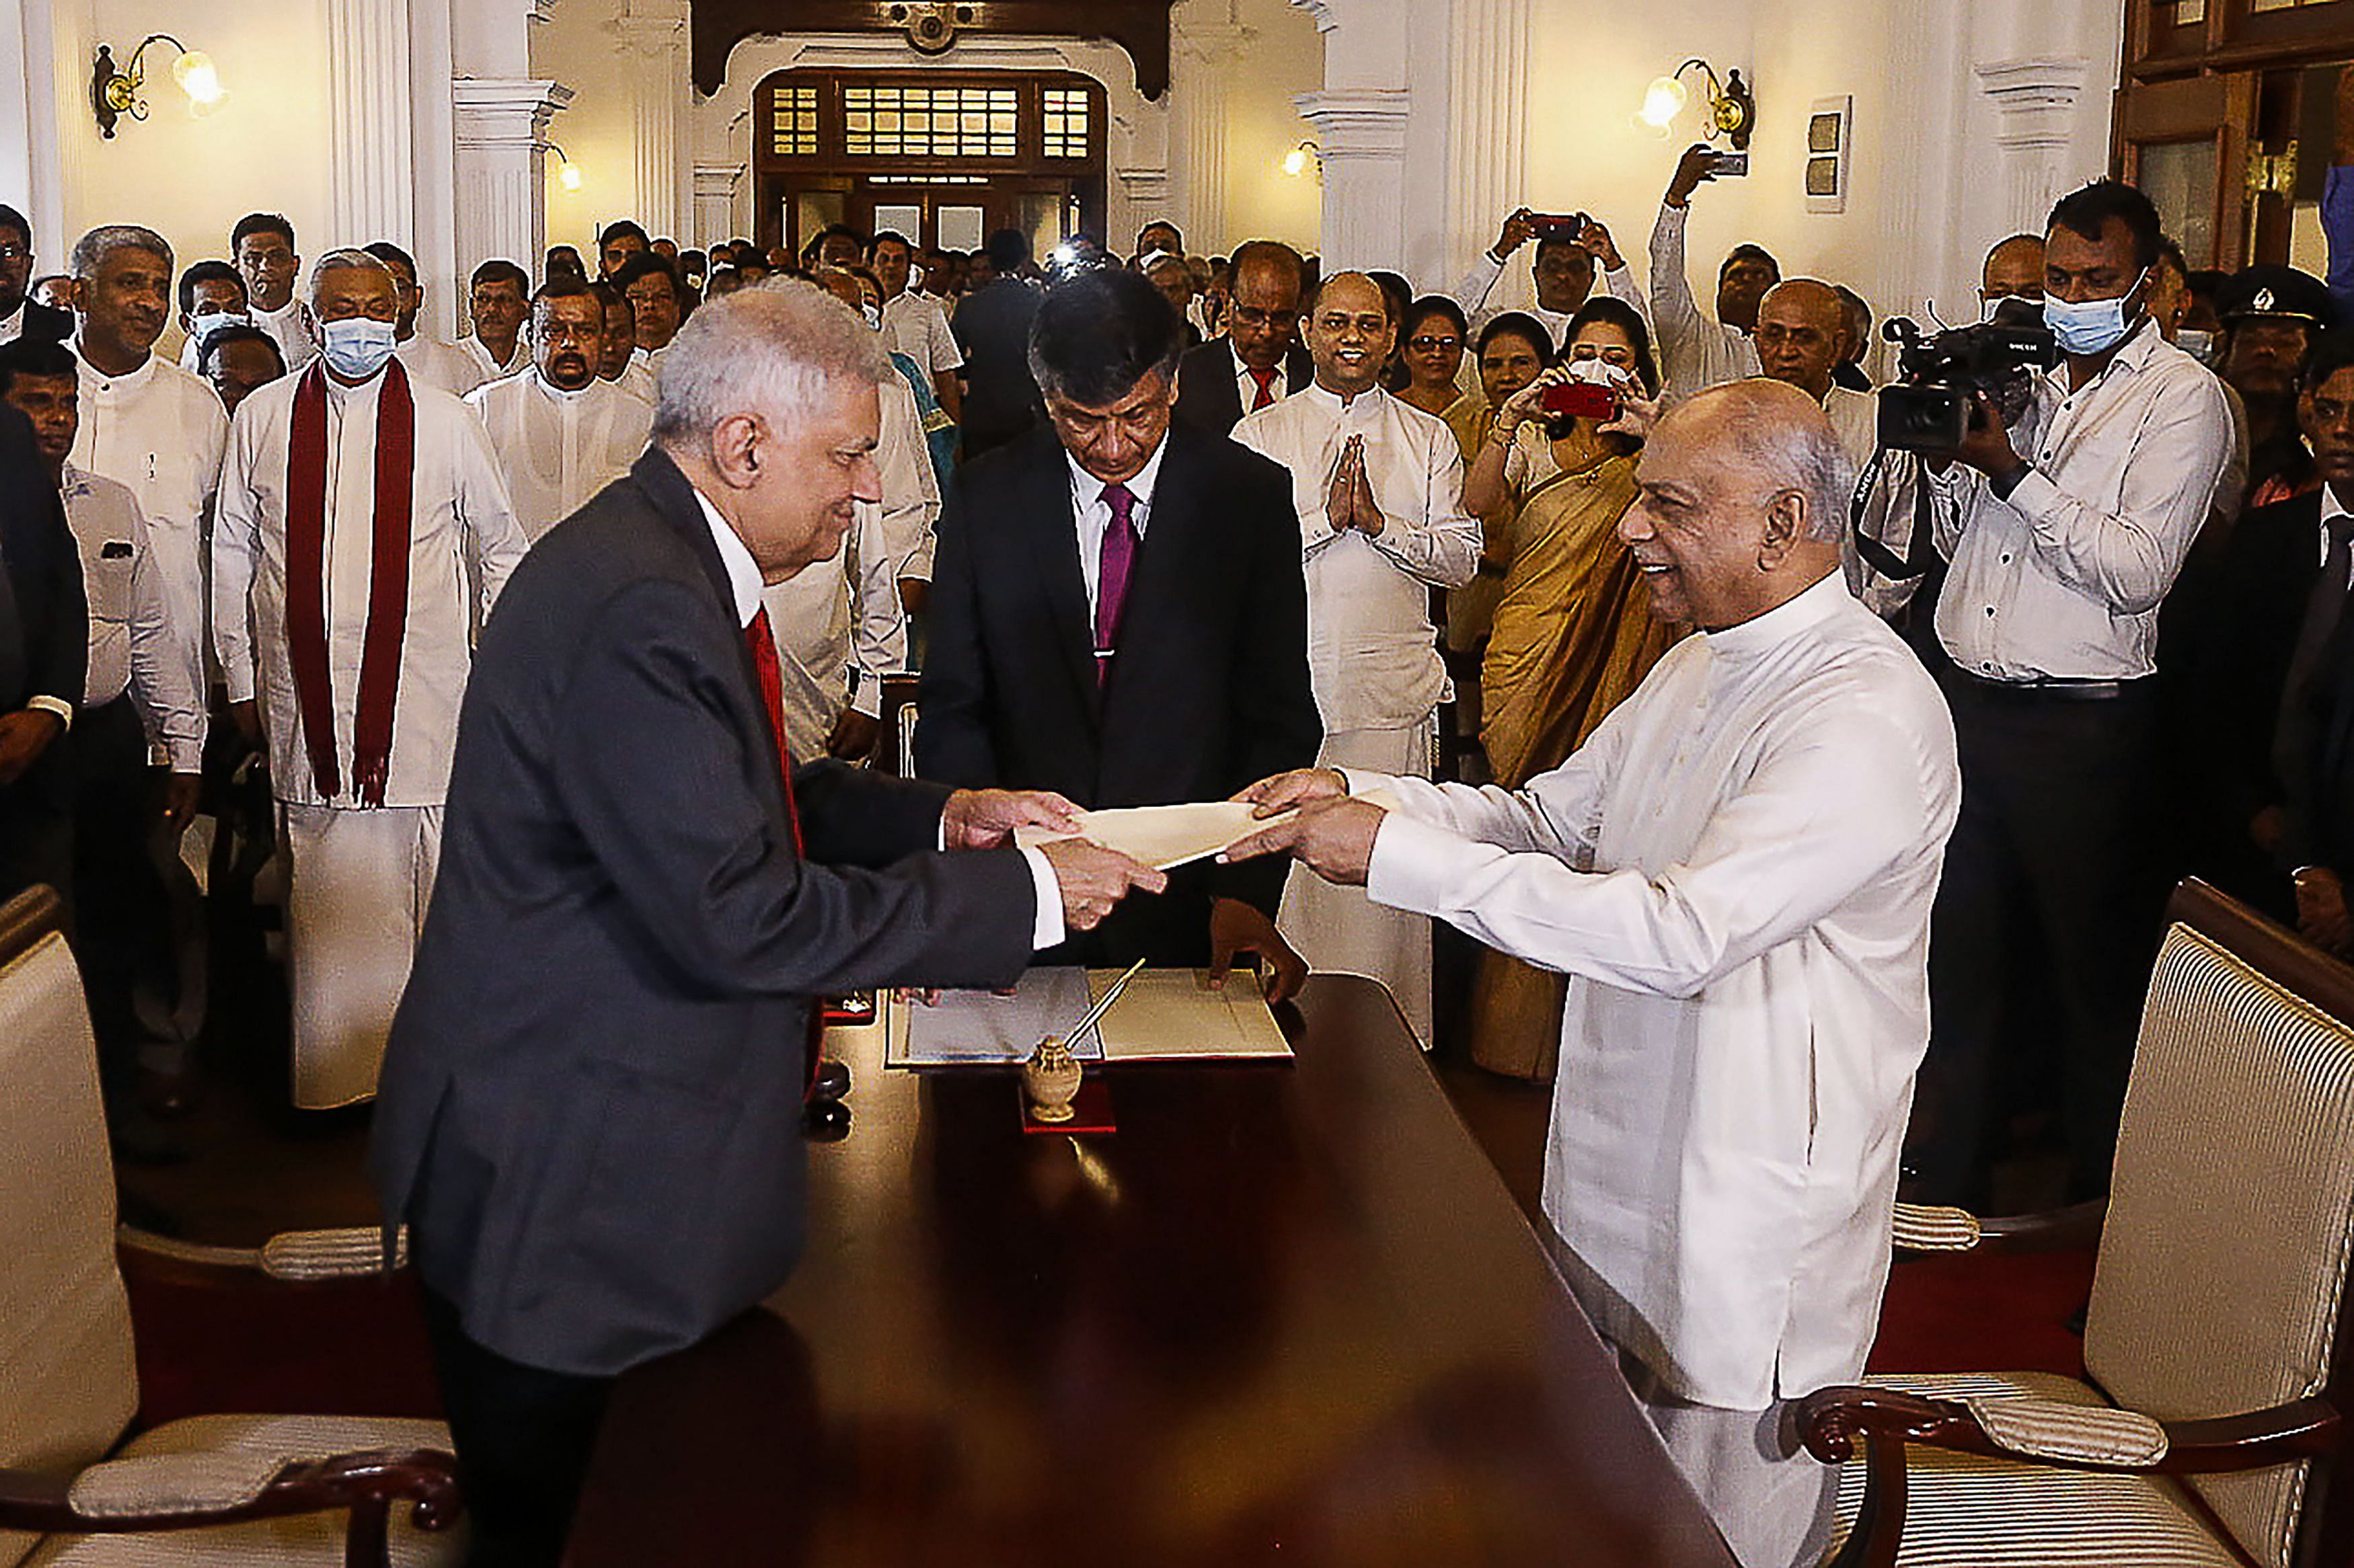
[1807,95,1852,214]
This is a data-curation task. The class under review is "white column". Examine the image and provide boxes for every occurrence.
[328,0,417,249]
[1975,57,2091,239]
[1295,89,1412,270]
[1170,1,1255,249]
[453,79,572,274]
[1443,0,1527,285]
[616,0,693,242]
[1110,95,1173,251]
[693,163,745,251]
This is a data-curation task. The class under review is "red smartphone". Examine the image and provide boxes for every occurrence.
[1539,380,1620,422]
[1527,210,1589,237]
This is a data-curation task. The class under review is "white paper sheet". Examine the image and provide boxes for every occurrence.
[887,966,1292,1067]
[890,968,1100,1066]
[1014,801,1296,871]
[1088,968,1293,1062]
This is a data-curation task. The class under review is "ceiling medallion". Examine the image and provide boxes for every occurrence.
[882,1,977,53]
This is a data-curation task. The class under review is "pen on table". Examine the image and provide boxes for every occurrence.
[1066,956,1148,1048]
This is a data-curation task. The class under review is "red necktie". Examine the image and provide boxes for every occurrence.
[1094,482,1138,688]
[1247,366,1279,411]
[743,607,805,855]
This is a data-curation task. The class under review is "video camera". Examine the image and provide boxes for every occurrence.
[1875,299,2059,453]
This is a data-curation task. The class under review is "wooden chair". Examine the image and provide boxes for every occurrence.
[1800,879,2354,1567]
[0,886,463,1567]
[874,673,920,779]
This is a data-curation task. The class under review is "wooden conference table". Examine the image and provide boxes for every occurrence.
[566,975,1740,1567]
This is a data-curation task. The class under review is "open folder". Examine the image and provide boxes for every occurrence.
[1012,801,1294,872]
[888,966,1293,1068]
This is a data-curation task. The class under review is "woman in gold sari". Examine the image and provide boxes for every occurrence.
[1456,297,1685,1079]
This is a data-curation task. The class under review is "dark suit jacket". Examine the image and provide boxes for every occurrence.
[0,404,85,839]
[370,447,1036,1378]
[2176,489,2327,907]
[915,422,1321,967]
[949,278,1045,459]
[1173,337,1313,436]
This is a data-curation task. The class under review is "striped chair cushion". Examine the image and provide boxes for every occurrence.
[2086,925,2354,1568]
[22,1415,463,1567]
[1829,1372,2243,1567]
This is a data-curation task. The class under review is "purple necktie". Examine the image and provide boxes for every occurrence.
[1094,481,1138,687]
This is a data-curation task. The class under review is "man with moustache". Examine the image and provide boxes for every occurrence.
[1455,208,1646,343]
[589,282,657,403]
[870,229,964,424]
[467,280,654,544]
[231,212,319,369]
[461,260,533,386]
[1174,239,1312,435]
[172,260,249,373]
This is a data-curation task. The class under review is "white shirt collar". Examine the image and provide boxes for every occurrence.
[533,369,594,403]
[71,338,157,390]
[690,483,766,628]
[1299,379,1388,417]
[1702,569,1850,658]
[1063,430,1172,517]
[2320,485,2354,570]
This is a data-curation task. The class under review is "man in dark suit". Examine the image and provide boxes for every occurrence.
[0,205,75,348]
[2183,331,2354,946]
[370,282,1162,1568]
[1173,239,1312,435]
[919,268,1322,988]
[0,401,85,905]
[949,227,1045,459]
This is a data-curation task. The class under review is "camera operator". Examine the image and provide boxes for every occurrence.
[1454,208,1645,344]
[1649,144,1777,403]
[1907,180,2232,1210]
[1753,278,1876,470]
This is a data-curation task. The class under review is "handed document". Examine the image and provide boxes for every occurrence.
[1014,801,1295,872]
[889,966,1293,1068]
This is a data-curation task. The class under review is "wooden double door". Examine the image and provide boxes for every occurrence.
[771,173,1088,260]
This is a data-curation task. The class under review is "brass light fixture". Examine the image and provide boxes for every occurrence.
[1281,140,1322,180]
[91,34,225,139]
[547,143,586,192]
[1634,58,1755,151]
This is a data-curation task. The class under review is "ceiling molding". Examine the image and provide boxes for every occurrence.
[691,1,1179,98]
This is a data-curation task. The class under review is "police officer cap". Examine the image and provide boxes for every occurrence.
[2219,264,2336,329]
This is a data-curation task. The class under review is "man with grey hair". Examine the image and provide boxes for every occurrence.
[213,246,526,1111]
[67,225,219,739]
[371,278,1161,1567]
[1229,379,1961,1568]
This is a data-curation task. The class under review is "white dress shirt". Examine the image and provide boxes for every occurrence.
[1648,203,1762,405]
[1233,382,1480,732]
[213,366,527,808]
[1930,319,2232,681]
[0,300,28,346]
[395,334,486,397]
[607,359,658,405]
[465,370,654,543]
[1065,433,1168,619]
[1823,385,1878,475]
[66,346,223,707]
[1452,248,1648,346]
[1358,572,1961,1409]
[459,334,529,387]
[687,485,1061,949]
[253,298,320,370]
[1231,348,1303,414]
[880,291,964,378]
[61,465,206,769]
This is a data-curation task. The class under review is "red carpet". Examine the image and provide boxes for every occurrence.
[1867,1248,2096,1379]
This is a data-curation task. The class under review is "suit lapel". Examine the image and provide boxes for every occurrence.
[1018,438,1101,713]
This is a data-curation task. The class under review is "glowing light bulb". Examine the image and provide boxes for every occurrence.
[1282,145,1311,178]
[559,161,584,192]
[1637,75,1688,132]
[172,50,225,108]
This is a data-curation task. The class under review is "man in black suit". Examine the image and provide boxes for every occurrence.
[949,227,1045,459]
[919,268,1322,988]
[0,401,85,905]
[370,282,1163,1568]
[1173,239,1312,435]
[0,205,74,348]
[2184,331,2354,945]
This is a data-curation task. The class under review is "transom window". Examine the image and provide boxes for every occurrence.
[841,83,1019,159]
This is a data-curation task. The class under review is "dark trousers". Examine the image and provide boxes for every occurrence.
[1909,672,2166,1208]
[72,697,165,1101]
[418,1288,615,1568]
[0,728,71,910]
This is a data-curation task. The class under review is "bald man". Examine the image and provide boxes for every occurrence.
[1230,380,1961,1568]
[1755,278,1876,471]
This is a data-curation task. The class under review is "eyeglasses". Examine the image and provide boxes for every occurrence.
[1406,335,1461,353]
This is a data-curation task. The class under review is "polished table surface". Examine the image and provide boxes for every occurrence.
[566,975,1739,1567]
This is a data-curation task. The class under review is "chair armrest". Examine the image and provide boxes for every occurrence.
[0,1448,461,1544]
[1796,1384,2343,1475]
[120,1224,409,1281]
[1889,1198,2105,1255]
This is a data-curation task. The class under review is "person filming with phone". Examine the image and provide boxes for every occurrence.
[1905,178,2232,1212]
[1651,144,1778,403]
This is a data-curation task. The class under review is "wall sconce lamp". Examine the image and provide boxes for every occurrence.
[1634,58,1755,150]
[547,144,585,192]
[91,35,225,139]
[1281,140,1322,180]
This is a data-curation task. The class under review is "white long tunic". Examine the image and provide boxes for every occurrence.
[1648,202,1762,405]
[465,370,653,543]
[395,335,484,398]
[758,499,908,760]
[67,348,223,707]
[1233,383,1479,732]
[1358,573,1960,1409]
[213,367,527,808]
[254,299,320,371]
[875,372,942,584]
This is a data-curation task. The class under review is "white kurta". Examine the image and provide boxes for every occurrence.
[62,465,206,770]
[1358,572,1960,1411]
[758,498,909,760]
[1648,203,1763,405]
[465,370,653,543]
[67,348,223,707]
[395,334,485,397]
[254,299,320,370]
[213,366,525,1107]
[882,290,964,380]
[1234,382,1477,1044]
[458,334,528,387]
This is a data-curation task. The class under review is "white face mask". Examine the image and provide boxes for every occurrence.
[191,309,251,342]
[1566,355,1634,389]
[2043,269,2148,356]
[319,315,397,379]
[2175,327,2217,365]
